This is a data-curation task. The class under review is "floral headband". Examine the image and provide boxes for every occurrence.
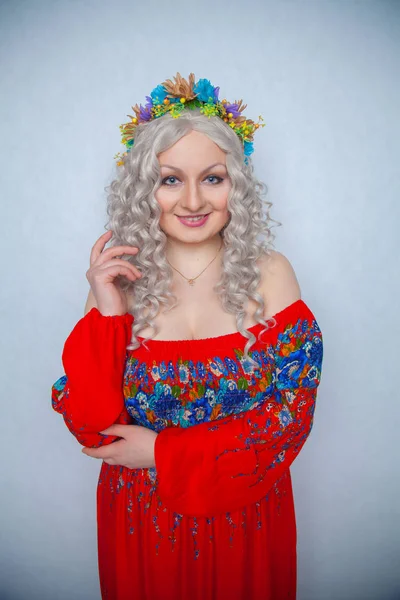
[114,72,266,166]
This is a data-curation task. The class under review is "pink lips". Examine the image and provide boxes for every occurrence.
[177,214,210,227]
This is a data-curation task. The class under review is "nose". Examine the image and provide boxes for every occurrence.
[180,179,208,213]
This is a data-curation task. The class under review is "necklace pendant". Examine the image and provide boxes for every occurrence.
[188,279,195,286]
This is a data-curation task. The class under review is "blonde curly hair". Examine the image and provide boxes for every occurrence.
[105,107,281,369]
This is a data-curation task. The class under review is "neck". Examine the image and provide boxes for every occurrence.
[165,234,224,274]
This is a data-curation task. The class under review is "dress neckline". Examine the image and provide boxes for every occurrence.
[135,298,304,345]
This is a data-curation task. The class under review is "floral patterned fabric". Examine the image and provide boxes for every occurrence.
[51,299,323,600]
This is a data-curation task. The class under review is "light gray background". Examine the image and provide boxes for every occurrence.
[1,0,399,598]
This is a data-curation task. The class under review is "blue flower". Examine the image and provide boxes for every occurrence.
[224,356,239,374]
[150,85,167,105]
[213,356,228,375]
[137,362,147,378]
[250,350,262,366]
[276,349,308,389]
[158,361,169,381]
[196,361,206,378]
[278,407,293,428]
[53,375,67,390]
[243,141,254,157]
[309,336,323,369]
[187,399,213,425]
[125,399,148,425]
[193,78,219,103]
[167,362,176,379]
[154,381,167,399]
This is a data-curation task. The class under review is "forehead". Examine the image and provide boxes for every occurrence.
[158,130,226,170]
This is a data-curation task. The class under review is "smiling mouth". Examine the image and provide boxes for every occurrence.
[176,213,210,218]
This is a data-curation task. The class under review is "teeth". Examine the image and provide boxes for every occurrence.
[181,215,204,221]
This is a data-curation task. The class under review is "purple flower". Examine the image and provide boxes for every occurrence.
[223,102,241,118]
[144,95,153,109]
[138,100,153,122]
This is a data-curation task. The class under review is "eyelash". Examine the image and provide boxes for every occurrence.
[161,175,224,186]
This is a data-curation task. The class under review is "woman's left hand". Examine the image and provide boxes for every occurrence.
[81,424,158,469]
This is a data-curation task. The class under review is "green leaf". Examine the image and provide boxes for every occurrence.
[171,385,182,398]
[237,377,248,390]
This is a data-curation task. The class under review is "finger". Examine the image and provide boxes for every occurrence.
[100,424,132,437]
[98,258,142,279]
[82,448,103,458]
[93,264,141,284]
[82,445,117,459]
[102,246,140,261]
[93,245,140,269]
[90,230,113,267]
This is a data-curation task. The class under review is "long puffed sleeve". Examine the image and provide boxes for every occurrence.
[51,307,134,447]
[154,307,323,516]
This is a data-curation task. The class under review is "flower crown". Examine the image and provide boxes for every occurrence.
[115,72,266,166]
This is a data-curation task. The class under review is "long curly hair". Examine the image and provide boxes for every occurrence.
[105,107,281,369]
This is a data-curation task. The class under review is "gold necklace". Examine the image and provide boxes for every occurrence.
[166,238,223,286]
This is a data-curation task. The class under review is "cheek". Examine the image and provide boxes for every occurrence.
[154,190,174,213]
[214,186,231,211]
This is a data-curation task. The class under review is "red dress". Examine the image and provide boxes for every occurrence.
[51,298,323,600]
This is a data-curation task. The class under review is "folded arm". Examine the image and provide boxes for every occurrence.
[154,312,323,516]
[51,308,134,447]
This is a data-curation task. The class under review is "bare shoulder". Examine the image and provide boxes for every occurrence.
[84,288,97,316]
[257,250,301,316]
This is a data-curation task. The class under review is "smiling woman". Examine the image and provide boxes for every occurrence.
[52,72,323,600]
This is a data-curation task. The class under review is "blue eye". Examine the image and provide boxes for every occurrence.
[161,175,224,186]
[162,176,178,185]
[206,175,224,184]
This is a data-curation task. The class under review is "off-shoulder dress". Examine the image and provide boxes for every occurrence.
[51,298,323,600]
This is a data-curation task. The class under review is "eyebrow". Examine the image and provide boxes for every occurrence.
[159,162,227,175]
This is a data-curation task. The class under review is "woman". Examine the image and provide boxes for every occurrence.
[52,72,323,600]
